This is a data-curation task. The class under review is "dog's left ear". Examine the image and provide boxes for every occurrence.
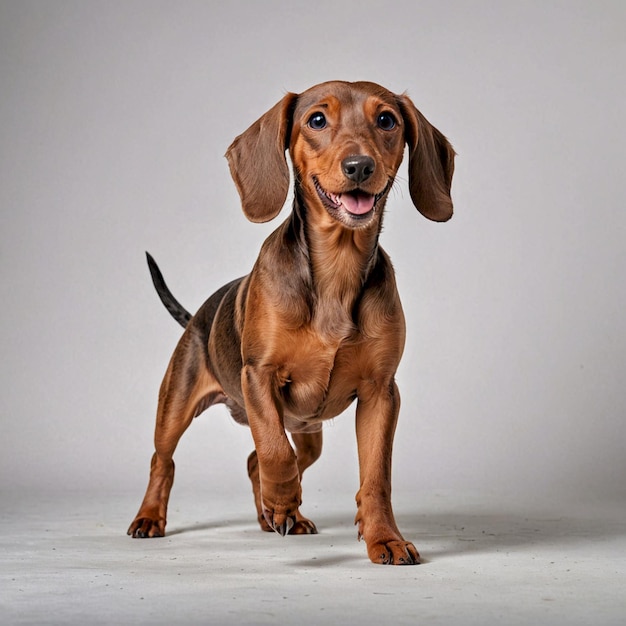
[397,94,455,222]
[226,93,298,223]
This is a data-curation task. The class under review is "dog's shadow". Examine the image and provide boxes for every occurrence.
[165,521,229,537]
[396,507,626,562]
[163,504,626,564]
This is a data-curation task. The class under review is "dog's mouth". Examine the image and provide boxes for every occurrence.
[313,177,389,223]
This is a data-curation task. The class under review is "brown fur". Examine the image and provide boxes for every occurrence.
[128,80,455,565]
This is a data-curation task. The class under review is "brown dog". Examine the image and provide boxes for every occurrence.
[128,80,455,565]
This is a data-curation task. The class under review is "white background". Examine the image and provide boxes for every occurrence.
[1,1,624,509]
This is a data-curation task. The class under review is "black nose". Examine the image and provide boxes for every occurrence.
[341,155,375,184]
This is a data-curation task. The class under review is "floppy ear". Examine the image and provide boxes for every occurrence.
[398,94,455,222]
[225,93,298,223]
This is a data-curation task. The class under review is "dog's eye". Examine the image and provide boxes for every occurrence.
[308,113,327,130]
[377,112,397,131]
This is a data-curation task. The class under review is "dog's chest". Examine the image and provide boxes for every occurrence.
[279,330,359,424]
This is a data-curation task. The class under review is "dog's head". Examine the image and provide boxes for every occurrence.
[226,81,455,228]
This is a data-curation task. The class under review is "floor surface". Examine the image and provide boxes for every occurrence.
[1,489,625,625]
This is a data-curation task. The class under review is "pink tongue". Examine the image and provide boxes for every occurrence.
[340,191,375,215]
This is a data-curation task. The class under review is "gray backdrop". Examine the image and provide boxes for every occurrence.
[1,1,624,507]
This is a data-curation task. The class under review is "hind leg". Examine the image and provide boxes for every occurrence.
[128,331,223,538]
[247,429,322,535]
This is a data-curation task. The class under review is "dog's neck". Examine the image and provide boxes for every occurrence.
[291,192,384,339]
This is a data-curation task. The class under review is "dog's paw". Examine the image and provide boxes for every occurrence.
[258,511,318,535]
[366,539,421,565]
[262,506,296,536]
[127,517,166,538]
[259,473,303,537]
[290,516,318,535]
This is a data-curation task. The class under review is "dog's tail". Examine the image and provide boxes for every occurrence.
[145,252,192,329]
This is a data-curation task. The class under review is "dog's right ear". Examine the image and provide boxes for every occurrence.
[225,93,298,223]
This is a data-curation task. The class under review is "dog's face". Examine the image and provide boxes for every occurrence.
[289,81,407,229]
[226,80,454,226]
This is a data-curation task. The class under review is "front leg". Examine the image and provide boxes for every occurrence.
[355,378,420,565]
[242,363,301,536]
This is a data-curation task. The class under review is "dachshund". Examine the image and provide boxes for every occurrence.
[128,80,455,565]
